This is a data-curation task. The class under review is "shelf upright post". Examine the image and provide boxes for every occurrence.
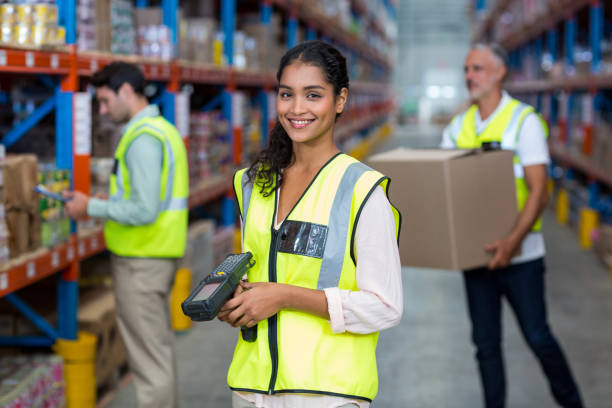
[287,10,298,49]
[590,0,603,73]
[258,0,273,146]
[162,0,178,124]
[221,0,239,164]
[547,27,558,132]
[56,0,78,341]
[565,16,576,73]
[306,27,317,41]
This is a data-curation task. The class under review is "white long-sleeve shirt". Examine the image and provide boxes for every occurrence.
[235,186,403,408]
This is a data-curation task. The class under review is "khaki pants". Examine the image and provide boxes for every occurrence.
[112,255,178,408]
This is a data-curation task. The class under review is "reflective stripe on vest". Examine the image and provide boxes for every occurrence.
[105,116,188,258]
[230,154,401,401]
[449,98,548,232]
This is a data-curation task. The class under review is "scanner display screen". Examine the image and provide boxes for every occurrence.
[192,282,222,301]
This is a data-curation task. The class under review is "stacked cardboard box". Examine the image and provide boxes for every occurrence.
[179,17,218,64]
[77,0,96,51]
[240,13,283,72]
[78,289,126,389]
[2,154,40,258]
[188,111,230,186]
[94,0,136,54]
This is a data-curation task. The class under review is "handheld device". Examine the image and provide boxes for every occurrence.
[34,185,70,203]
[182,252,257,342]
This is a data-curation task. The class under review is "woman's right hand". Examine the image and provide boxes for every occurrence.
[217,284,246,323]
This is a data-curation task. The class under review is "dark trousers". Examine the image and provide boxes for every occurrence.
[463,258,583,408]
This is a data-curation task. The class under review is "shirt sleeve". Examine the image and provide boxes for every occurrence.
[87,134,163,225]
[516,112,550,167]
[323,186,403,334]
[439,117,458,149]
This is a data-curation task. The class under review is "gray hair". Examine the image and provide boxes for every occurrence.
[471,43,509,68]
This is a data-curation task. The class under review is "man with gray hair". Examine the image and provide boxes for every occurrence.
[440,44,583,408]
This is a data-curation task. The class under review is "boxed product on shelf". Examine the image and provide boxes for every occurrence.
[77,0,96,51]
[37,163,70,249]
[179,17,217,63]
[78,288,126,388]
[0,2,65,47]
[240,12,283,72]
[188,111,230,186]
[0,354,64,408]
[94,0,136,54]
[1,155,41,258]
[134,7,173,61]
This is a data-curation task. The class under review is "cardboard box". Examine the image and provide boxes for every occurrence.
[2,155,39,212]
[367,148,519,270]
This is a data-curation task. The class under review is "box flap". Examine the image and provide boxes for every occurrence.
[368,148,471,162]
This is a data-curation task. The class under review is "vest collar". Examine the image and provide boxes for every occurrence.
[474,90,512,133]
[122,104,161,134]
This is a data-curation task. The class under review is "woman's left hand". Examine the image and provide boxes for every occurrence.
[217,282,285,328]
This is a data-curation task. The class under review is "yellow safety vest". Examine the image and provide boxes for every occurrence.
[105,116,189,258]
[229,153,401,402]
[446,97,549,231]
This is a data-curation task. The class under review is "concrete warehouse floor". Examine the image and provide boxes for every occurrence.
[105,124,612,408]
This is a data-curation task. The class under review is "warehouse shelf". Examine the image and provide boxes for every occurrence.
[549,143,612,190]
[336,105,394,143]
[188,172,235,209]
[0,45,390,93]
[0,172,237,299]
[471,0,512,43]
[0,232,95,299]
[506,72,612,93]
[270,0,392,69]
[0,44,72,75]
[472,0,592,49]
[499,0,592,50]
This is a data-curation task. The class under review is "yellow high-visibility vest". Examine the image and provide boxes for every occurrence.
[105,116,188,257]
[447,97,549,231]
[229,153,401,402]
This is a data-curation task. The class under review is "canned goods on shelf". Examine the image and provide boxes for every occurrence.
[0,4,17,25]
[15,23,33,46]
[0,23,13,44]
[16,4,35,25]
[33,4,58,25]
[32,23,49,46]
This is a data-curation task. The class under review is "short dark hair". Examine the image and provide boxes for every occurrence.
[91,62,146,96]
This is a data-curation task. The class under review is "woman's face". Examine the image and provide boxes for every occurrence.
[276,61,347,146]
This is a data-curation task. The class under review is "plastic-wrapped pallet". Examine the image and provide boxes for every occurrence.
[0,355,65,408]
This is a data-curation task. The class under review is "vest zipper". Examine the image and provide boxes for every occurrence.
[267,227,280,394]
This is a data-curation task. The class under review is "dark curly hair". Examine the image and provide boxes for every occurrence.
[246,40,349,196]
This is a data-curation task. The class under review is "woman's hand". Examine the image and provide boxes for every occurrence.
[217,282,285,328]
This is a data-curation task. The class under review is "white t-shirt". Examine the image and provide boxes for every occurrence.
[440,91,550,264]
[235,186,403,407]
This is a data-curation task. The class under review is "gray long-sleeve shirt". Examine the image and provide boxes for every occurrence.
[87,105,164,225]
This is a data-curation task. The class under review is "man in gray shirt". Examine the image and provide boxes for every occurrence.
[65,62,188,408]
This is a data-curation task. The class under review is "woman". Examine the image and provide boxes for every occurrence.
[218,40,403,408]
